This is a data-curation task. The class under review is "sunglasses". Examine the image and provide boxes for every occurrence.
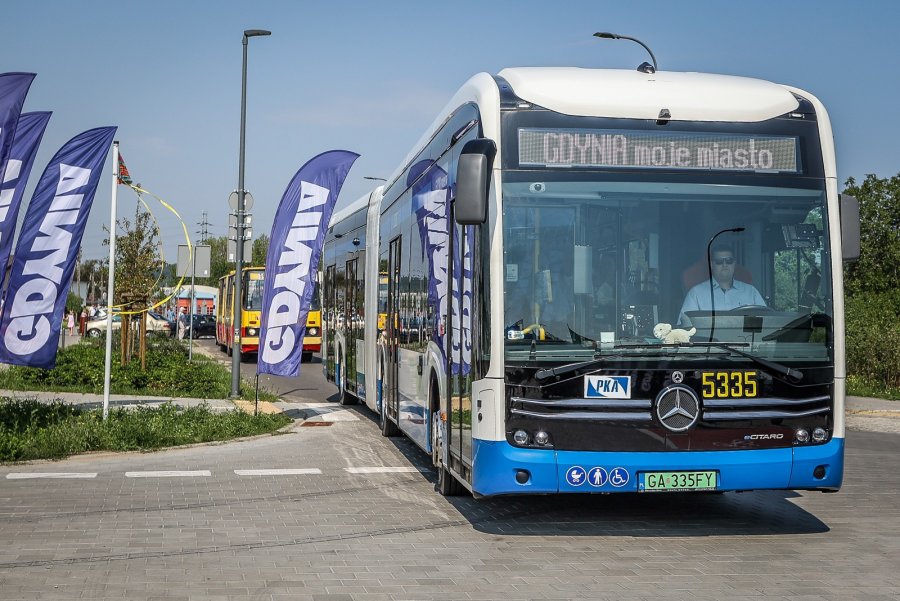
[712,257,736,266]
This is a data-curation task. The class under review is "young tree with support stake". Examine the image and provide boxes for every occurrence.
[102,208,162,368]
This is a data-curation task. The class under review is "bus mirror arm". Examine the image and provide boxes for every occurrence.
[455,138,497,225]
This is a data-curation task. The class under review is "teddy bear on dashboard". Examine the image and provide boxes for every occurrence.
[653,322,696,344]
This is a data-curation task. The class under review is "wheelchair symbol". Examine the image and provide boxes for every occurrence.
[610,467,629,488]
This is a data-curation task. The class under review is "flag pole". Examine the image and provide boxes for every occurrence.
[102,141,119,420]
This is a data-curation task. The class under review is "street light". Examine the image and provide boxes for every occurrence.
[232,28,271,398]
[593,31,658,73]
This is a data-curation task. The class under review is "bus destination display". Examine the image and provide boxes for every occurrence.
[518,128,799,173]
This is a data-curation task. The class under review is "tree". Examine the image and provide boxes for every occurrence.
[206,235,230,285]
[843,173,900,295]
[841,173,900,397]
[252,233,269,266]
[103,206,163,367]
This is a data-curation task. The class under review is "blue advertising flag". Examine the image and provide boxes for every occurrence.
[0,111,52,288]
[258,149,359,377]
[0,73,36,185]
[0,126,116,368]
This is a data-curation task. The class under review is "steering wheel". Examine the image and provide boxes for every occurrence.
[727,305,772,315]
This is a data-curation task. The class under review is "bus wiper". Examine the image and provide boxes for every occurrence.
[534,356,615,381]
[694,342,804,382]
[533,345,699,381]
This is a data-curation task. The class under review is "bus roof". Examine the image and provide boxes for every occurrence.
[385,67,824,189]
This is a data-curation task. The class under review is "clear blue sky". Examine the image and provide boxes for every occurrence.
[4,0,899,261]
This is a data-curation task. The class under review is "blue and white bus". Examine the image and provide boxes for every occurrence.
[322,66,860,497]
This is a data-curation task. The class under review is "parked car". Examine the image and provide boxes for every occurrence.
[184,314,216,339]
[85,311,172,338]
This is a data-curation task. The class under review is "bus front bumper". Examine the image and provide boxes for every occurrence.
[303,336,321,352]
[471,438,843,497]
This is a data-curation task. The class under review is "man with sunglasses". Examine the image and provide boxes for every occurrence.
[678,243,765,327]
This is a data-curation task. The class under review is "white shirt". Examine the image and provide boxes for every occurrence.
[679,279,765,326]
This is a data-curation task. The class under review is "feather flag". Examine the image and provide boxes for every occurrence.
[0,126,116,368]
[0,111,52,288]
[258,150,359,377]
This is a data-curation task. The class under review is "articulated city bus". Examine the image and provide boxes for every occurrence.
[217,266,321,360]
[322,66,860,497]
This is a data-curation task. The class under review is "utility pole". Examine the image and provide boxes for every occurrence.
[197,211,211,244]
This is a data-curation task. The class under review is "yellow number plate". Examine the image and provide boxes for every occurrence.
[701,371,757,399]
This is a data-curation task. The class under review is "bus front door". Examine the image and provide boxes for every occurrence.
[385,237,402,424]
[447,220,474,482]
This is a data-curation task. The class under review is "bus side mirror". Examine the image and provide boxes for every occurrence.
[455,138,496,225]
[839,194,860,262]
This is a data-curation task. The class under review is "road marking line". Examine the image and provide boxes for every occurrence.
[234,469,322,476]
[125,470,211,478]
[6,472,97,479]
[344,467,426,474]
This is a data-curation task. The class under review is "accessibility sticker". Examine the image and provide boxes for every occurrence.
[609,467,630,488]
[565,466,587,487]
[587,467,609,487]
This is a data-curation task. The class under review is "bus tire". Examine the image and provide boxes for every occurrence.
[431,379,465,496]
[338,353,356,406]
[380,400,399,436]
[301,351,312,363]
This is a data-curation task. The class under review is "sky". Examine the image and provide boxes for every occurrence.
[3,0,900,262]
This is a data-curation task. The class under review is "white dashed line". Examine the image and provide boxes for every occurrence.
[6,472,97,479]
[344,467,426,474]
[5,467,427,480]
[125,470,211,478]
[234,469,322,476]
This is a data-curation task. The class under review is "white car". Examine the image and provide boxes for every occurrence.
[85,312,172,338]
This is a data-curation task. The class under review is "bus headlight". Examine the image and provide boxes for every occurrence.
[307,327,318,336]
[246,328,258,336]
[795,428,810,443]
[534,431,550,446]
[513,430,529,445]
[812,427,827,442]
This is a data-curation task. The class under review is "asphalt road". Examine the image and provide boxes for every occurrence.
[0,340,897,601]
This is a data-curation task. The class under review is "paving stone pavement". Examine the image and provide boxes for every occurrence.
[1,341,897,600]
[0,400,898,601]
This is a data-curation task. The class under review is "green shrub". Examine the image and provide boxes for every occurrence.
[0,336,274,401]
[845,290,900,398]
[0,398,291,462]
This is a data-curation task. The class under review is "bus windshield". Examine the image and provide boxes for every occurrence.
[244,271,265,311]
[501,175,832,364]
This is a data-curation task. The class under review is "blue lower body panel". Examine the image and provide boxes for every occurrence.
[471,438,844,497]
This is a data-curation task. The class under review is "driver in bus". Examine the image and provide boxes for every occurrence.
[678,243,765,327]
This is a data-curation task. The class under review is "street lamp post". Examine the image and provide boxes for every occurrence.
[232,28,271,398]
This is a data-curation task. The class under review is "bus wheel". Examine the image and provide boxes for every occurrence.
[431,386,464,496]
[379,363,399,436]
[301,351,312,363]
[338,355,356,406]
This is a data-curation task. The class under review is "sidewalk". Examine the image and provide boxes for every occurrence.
[846,395,900,413]
[0,389,235,412]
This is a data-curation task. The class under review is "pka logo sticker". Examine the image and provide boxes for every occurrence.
[584,375,631,399]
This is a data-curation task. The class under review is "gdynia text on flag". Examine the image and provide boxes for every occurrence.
[258,150,359,377]
[0,126,117,368]
[0,111,52,288]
